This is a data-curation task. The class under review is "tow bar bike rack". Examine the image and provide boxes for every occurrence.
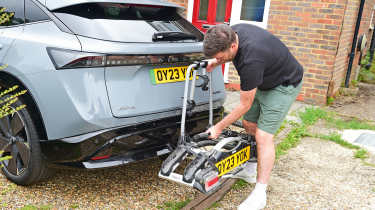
[158,61,257,194]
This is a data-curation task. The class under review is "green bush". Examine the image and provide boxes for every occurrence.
[359,51,375,83]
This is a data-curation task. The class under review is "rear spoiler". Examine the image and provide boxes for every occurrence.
[43,0,184,11]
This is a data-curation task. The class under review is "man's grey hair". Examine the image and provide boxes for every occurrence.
[203,24,236,58]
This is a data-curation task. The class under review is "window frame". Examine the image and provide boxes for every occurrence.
[24,0,51,25]
[230,0,271,29]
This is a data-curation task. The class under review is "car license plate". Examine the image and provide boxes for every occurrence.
[150,66,195,84]
[215,146,250,177]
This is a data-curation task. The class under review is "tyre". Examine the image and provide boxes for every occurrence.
[0,93,50,185]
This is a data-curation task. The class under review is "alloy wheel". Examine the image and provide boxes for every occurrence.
[0,109,31,176]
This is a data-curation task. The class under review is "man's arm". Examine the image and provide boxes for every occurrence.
[208,88,257,139]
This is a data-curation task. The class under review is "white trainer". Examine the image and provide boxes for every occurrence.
[227,162,257,184]
[238,183,267,210]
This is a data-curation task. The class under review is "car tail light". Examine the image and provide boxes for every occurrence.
[91,155,111,161]
[47,48,205,70]
[47,48,106,69]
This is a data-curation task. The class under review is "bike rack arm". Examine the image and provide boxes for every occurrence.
[181,63,198,137]
[212,137,242,152]
[208,70,213,127]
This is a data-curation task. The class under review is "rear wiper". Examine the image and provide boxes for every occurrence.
[152,31,197,42]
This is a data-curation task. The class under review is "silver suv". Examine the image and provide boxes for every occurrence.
[0,0,225,185]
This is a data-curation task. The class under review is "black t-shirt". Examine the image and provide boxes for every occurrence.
[232,24,304,91]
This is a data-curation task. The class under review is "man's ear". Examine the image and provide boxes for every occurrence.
[231,42,237,50]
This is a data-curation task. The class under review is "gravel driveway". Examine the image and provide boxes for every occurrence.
[217,137,375,209]
[0,158,196,209]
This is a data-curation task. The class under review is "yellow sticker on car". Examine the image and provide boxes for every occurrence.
[215,146,251,177]
[150,66,195,84]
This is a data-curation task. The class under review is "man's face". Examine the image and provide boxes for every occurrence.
[213,42,237,64]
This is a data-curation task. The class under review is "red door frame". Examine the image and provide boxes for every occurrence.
[192,0,233,32]
[192,0,233,75]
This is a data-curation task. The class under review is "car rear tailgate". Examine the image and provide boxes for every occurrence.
[75,36,225,118]
[105,63,225,118]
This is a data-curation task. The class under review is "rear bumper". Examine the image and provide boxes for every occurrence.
[40,107,223,168]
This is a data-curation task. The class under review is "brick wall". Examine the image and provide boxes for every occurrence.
[330,0,374,97]
[166,0,189,17]
[267,0,349,104]
[226,0,375,104]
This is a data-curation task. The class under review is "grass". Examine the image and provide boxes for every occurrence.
[284,107,374,163]
[308,131,373,164]
[19,206,38,210]
[274,120,287,136]
[312,133,360,150]
[275,124,306,159]
[299,107,327,126]
[308,131,374,167]
[287,107,374,167]
[273,107,326,160]
[232,179,250,190]
[69,204,79,209]
[354,149,369,160]
[326,96,335,105]
[322,112,375,130]
[20,205,52,210]
[1,184,16,196]
[358,52,375,84]
[157,199,191,210]
[207,202,221,209]
[0,198,7,208]
[298,107,375,131]
[363,161,375,167]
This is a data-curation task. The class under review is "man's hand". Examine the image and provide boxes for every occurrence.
[207,125,222,139]
[206,89,256,139]
[206,58,219,72]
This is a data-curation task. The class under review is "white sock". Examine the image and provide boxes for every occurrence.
[238,182,267,210]
[254,182,267,192]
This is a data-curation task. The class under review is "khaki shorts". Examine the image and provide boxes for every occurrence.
[243,82,302,134]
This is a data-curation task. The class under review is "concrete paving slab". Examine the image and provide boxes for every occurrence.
[342,129,375,153]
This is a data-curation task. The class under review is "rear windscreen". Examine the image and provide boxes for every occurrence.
[53,3,204,43]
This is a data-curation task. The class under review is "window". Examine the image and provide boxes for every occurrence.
[53,3,204,43]
[216,0,227,22]
[198,0,209,20]
[0,0,25,26]
[230,0,270,29]
[25,0,49,23]
[240,0,265,22]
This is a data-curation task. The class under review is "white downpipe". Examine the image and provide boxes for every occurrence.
[187,0,194,22]
[223,63,230,83]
